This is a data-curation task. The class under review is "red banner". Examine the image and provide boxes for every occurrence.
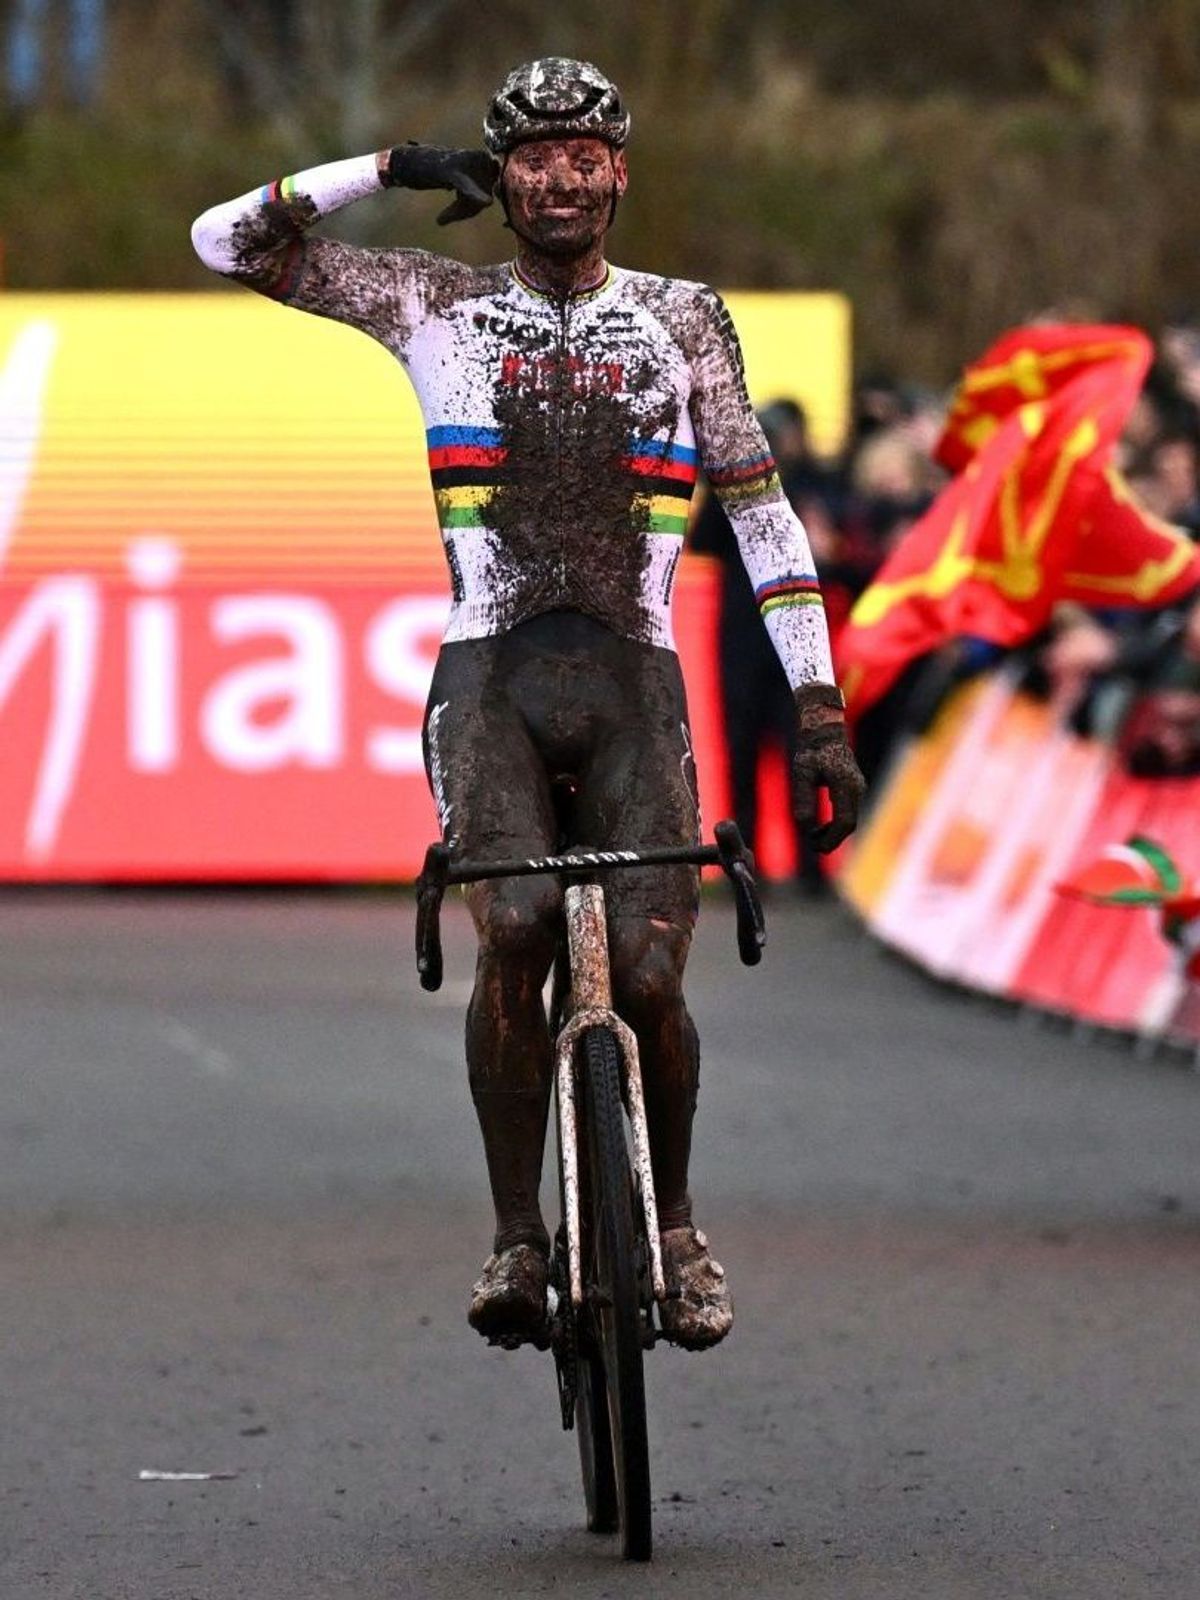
[0,568,723,879]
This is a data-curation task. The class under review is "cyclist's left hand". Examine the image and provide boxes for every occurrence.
[792,683,866,853]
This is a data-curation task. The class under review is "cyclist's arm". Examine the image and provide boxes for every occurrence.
[686,288,837,690]
[190,152,425,345]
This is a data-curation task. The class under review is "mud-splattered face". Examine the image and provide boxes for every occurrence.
[502,138,627,257]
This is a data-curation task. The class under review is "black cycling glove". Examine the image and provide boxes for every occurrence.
[792,683,867,853]
[385,143,499,225]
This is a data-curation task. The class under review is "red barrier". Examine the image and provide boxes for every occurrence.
[842,675,1200,1047]
[1014,772,1200,1035]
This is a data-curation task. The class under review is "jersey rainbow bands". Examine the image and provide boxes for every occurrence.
[427,426,698,538]
[190,152,836,689]
[261,174,302,204]
[756,572,824,614]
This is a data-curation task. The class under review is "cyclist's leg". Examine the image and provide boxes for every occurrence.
[423,640,561,1262]
[568,632,732,1345]
[606,916,699,1231]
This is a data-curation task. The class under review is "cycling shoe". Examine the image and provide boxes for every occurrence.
[467,1242,550,1348]
[658,1226,734,1350]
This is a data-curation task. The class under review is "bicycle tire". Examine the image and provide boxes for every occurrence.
[581,1024,653,1561]
[563,1106,618,1535]
[575,1348,618,1533]
[555,1057,618,1534]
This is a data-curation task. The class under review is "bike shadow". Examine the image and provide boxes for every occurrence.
[397,1522,804,1595]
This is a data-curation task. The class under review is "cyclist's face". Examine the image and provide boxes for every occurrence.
[503,138,627,255]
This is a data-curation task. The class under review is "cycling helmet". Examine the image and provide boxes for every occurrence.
[483,58,630,156]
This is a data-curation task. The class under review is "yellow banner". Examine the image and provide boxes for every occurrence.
[1,289,850,585]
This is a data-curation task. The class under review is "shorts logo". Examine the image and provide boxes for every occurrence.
[680,721,700,831]
[426,699,456,845]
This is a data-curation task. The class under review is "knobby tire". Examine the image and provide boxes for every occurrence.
[557,1038,618,1536]
[580,1024,652,1561]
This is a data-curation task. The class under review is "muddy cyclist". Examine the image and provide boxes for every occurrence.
[191,57,866,1351]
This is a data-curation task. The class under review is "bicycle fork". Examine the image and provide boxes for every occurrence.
[555,883,667,1312]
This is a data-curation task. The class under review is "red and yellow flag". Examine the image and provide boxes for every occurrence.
[839,324,1200,716]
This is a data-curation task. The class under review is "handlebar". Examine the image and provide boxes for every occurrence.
[713,820,768,969]
[414,821,766,993]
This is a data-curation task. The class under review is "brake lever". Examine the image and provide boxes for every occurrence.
[713,820,766,966]
[415,842,451,991]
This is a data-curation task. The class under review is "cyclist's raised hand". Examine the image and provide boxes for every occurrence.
[382,143,500,225]
[791,683,867,853]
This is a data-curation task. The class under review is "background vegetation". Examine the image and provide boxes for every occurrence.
[6,0,1200,379]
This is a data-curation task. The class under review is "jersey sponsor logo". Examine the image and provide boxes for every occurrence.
[471,311,552,349]
[500,350,625,397]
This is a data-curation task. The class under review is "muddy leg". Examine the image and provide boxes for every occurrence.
[466,881,561,1253]
[608,917,698,1231]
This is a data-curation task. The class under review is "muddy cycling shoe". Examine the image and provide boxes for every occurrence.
[467,1243,550,1348]
[658,1226,734,1350]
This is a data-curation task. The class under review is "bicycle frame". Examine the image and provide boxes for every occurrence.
[555,882,666,1311]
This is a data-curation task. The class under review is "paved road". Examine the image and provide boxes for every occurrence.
[3,890,1200,1598]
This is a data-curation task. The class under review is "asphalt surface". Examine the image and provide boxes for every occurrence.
[3,889,1200,1599]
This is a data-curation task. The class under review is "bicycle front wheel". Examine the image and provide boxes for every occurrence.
[580,1024,652,1562]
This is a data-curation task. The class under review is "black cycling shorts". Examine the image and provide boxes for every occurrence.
[422,611,701,931]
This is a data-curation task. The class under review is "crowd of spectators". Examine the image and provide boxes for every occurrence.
[693,324,1200,881]
[1034,326,1200,781]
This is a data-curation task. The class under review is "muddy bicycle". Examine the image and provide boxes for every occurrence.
[414,818,765,1561]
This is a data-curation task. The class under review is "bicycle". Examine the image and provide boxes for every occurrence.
[414,816,766,1562]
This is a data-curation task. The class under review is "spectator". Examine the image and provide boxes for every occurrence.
[758,397,841,508]
[1159,316,1200,412]
[1130,428,1200,535]
[846,425,937,557]
[847,371,910,457]
[690,401,836,894]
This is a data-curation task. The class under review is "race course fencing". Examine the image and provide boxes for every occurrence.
[842,671,1200,1050]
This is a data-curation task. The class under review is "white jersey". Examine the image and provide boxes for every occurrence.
[192,154,836,686]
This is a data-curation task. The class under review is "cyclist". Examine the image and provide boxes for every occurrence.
[192,57,865,1351]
